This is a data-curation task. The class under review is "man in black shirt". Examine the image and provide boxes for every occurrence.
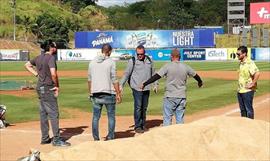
[25,42,70,147]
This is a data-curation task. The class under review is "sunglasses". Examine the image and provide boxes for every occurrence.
[137,53,144,56]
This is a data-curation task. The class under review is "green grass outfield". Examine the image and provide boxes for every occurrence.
[1,61,270,123]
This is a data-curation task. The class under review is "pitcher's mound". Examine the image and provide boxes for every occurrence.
[41,116,269,161]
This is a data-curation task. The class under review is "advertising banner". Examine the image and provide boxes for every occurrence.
[182,49,206,61]
[254,48,270,61]
[57,49,100,61]
[205,48,227,61]
[227,48,252,61]
[146,49,173,61]
[250,2,270,24]
[75,29,215,49]
[113,49,173,61]
[0,49,20,60]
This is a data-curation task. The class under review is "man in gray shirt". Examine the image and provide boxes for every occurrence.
[25,41,70,146]
[141,49,203,126]
[88,44,121,141]
[120,45,157,133]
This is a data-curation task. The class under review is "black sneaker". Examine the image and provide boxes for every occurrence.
[135,128,144,133]
[52,138,71,147]
[41,138,51,144]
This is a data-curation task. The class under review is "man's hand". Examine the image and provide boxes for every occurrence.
[139,83,145,90]
[50,87,59,97]
[116,93,122,104]
[198,82,203,88]
[246,82,256,89]
[153,85,158,93]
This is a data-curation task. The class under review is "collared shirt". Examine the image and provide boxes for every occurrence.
[238,59,259,93]
[120,56,155,91]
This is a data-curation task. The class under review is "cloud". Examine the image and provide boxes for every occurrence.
[97,0,145,7]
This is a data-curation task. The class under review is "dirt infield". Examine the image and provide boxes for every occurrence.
[1,70,270,80]
[1,70,269,160]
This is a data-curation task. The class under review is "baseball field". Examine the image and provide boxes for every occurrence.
[0,61,270,160]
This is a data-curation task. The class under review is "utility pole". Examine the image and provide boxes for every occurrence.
[11,0,16,41]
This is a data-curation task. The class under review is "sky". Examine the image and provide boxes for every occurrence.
[96,0,145,7]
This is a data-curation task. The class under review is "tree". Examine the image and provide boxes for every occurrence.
[61,0,97,13]
[31,13,69,44]
[167,0,195,29]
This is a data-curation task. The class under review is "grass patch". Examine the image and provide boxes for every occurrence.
[1,61,269,123]
[1,75,269,123]
[1,61,270,71]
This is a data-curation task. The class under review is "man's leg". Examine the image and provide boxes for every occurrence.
[132,89,143,130]
[175,98,186,124]
[39,101,50,142]
[163,97,174,126]
[92,97,103,141]
[37,88,50,143]
[105,102,116,140]
[242,91,255,119]
[141,90,150,129]
[237,92,247,117]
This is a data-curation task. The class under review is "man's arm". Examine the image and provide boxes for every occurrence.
[88,80,92,96]
[246,72,260,89]
[50,68,59,87]
[141,73,162,89]
[113,82,122,103]
[49,68,59,96]
[193,74,203,88]
[24,61,38,77]
[120,59,133,88]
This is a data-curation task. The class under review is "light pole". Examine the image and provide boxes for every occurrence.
[11,0,16,41]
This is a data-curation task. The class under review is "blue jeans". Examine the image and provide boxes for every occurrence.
[132,89,150,130]
[91,94,116,140]
[163,97,186,126]
[237,91,255,119]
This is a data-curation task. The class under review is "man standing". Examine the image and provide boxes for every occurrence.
[236,46,260,119]
[120,45,157,133]
[25,41,70,146]
[141,49,203,126]
[88,44,121,141]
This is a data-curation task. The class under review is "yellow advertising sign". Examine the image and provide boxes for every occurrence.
[227,48,251,61]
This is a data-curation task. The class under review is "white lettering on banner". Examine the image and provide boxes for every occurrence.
[257,7,270,19]
[92,36,113,47]
[184,51,204,58]
[91,33,113,47]
[172,31,194,46]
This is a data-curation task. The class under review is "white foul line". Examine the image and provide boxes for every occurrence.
[223,97,270,116]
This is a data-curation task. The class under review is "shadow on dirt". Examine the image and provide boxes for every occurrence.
[115,119,162,139]
[60,126,88,140]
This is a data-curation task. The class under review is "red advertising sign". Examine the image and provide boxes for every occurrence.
[250,2,270,24]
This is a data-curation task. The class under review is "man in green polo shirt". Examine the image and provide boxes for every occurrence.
[236,46,260,119]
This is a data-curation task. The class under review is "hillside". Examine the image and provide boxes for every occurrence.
[0,0,112,42]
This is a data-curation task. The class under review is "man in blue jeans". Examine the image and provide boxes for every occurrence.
[25,41,70,146]
[141,49,203,126]
[236,46,260,119]
[88,44,121,141]
[120,45,157,133]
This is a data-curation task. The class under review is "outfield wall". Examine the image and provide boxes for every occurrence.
[57,48,270,61]
[0,49,29,61]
